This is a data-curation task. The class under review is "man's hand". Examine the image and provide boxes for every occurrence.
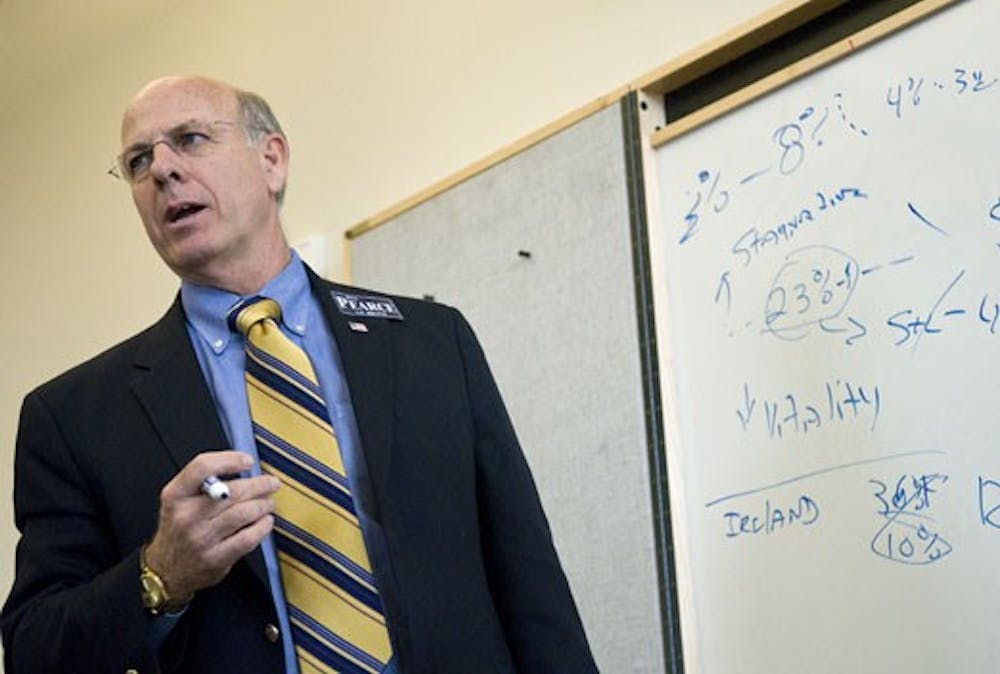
[144,450,280,601]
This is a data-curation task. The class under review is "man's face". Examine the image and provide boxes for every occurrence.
[120,78,286,286]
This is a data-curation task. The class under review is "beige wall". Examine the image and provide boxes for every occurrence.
[0,0,777,666]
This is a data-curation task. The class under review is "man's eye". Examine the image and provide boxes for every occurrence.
[126,150,153,176]
[174,131,212,152]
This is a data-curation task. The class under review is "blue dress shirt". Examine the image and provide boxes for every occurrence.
[180,252,398,674]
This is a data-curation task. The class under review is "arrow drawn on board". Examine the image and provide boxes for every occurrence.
[715,271,733,313]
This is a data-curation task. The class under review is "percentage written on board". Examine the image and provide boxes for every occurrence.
[887,66,997,118]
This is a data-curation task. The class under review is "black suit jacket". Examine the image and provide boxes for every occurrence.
[2,271,597,673]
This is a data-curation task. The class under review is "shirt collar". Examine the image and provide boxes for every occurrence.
[181,250,312,355]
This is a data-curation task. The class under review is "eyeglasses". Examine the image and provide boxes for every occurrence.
[110,119,240,183]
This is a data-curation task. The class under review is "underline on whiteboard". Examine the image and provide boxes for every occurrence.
[704,449,947,508]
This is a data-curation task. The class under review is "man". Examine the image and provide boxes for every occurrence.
[1,76,597,673]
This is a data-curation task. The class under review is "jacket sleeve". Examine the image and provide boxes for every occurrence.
[452,309,599,673]
[1,390,159,674]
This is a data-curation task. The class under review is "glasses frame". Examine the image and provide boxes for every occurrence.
[109,119,241,183]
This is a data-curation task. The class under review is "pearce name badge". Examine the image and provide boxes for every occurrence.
[332,291,404,321]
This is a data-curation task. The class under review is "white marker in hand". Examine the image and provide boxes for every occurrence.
[200,475,230,501]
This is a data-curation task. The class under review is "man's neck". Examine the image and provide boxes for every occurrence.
[180,245,293,296]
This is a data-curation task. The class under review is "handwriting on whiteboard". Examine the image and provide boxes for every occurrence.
[709,468,1000,551]
[887,66,996,119]
[723,495,820,538]
[715,245,1000,346]
[870,472,952,564]
[762,245,861,341]
[736,379,881,439]
[678,66,996,246]
[978,477,1000,529]
[673,67,997,353]
[678,93,871,245]
[730,188,868,269]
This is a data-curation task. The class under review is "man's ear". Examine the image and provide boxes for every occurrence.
[258,133,289,197]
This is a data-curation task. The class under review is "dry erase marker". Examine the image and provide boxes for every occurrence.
[201,475,230,501]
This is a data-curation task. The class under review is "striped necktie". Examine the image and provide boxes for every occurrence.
[229,296,392,674]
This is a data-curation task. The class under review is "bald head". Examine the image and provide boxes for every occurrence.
[122,75,287,157]
[122,76,239,143]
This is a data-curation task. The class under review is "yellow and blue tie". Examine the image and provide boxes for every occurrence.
[229,296,392,674]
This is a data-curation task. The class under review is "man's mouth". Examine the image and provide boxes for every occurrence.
[165,203,206,223]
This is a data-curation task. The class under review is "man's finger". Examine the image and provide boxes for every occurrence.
[222,474,281,502]
[165,450,254,500]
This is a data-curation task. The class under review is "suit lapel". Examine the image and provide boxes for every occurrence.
[308,271,395,523]
[129,296,269,586]
[130,298,226,470]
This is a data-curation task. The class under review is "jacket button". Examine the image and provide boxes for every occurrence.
[264,623,281,643]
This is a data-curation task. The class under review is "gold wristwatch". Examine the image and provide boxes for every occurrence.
[139,544,190,616]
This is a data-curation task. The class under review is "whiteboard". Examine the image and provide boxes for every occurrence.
[350,104,666,672]
[649,1,999,672]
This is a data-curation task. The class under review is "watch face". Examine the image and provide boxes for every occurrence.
[140,571,166,610]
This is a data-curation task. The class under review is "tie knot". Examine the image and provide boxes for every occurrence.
[227,296,282,337]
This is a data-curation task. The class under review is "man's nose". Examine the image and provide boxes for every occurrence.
[148,141,185,183]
